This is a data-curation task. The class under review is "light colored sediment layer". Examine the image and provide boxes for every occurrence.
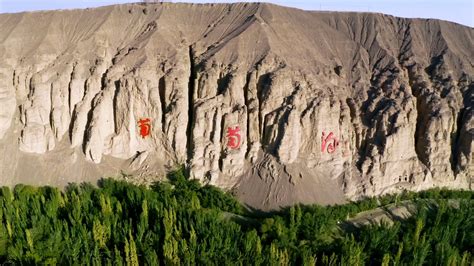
[0,3,472,209]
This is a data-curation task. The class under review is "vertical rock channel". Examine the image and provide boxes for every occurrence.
[186,45,196,168]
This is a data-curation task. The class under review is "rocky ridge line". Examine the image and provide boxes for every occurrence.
[0,3,472,209]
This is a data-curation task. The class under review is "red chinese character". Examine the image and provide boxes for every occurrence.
[226,126,241,149]
[321,131,339,154]
[138,118,151,138]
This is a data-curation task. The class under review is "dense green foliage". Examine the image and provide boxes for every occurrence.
[0,167,472,265]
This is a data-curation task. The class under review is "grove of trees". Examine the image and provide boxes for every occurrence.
[0,167,472,265]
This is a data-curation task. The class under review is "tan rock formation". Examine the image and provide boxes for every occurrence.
[0,3,472,209]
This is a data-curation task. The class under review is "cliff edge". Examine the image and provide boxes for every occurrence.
[0,3,472,209]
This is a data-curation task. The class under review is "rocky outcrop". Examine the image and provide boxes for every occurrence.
[0,3,472,209]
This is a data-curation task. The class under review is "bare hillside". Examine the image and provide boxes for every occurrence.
[0,3,472,209]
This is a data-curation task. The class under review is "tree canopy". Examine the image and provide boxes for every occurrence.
[0,168,472,265]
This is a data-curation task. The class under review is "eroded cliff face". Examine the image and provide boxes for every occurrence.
[0,3,472,209]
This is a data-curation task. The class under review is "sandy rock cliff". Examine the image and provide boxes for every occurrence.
[0,3,472,209]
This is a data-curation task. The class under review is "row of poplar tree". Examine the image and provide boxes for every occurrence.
[0,167,472,265]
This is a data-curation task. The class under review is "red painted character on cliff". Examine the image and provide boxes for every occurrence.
[226,126,241,149]
[138,118,151,138]
[321,131,339,154]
